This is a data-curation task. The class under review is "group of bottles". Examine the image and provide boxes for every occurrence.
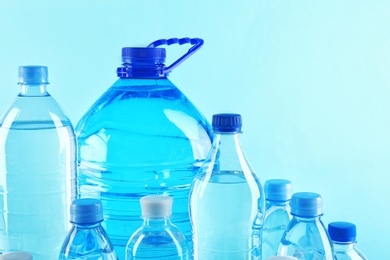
[0,37,368,260]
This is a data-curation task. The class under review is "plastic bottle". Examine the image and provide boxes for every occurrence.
[75,38,212,259]
[125,195,188,260]
[59,198,118,260]
[189,113,265,259]
[278,192,334,260]
[0,252,33,260]
[0,66,76,259]
[328,222,367,260]
[262,179,293,260]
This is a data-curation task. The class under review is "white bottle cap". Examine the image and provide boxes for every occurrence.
[0,252,33,260]
[140,195,173,218]
[267,257,299,260]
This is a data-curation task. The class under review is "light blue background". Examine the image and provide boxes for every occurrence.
[0,1,388,258]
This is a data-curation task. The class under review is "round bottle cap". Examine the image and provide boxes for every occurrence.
[290,192,323,217]
[212,113,242,133]
[328,221,357,242]
[18,65,49,85]
[264,179,293,201]
[121,47,166,65]
[0,252,33,260]
[140,195,173,218]
[70,198,104,225]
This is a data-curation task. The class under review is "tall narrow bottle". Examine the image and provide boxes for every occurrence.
[328,222,367,260]
[262,179,292,260]
[0,66,76,259]
[75,38,212,259]
[59,199,117,260]
[125,195,188,259]
[189,113,265,259]
[278,192,334,260]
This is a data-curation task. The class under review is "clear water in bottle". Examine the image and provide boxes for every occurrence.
[76,39,212,259]
[0,66,76,259]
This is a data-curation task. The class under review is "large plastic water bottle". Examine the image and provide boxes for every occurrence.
[125,195,188,260]
[189,113,265,259]
[0,66,76,259]
[328,222,367,260]
[278,192,334,260]
[59,198,118,259]
[262,179,293,260]
[75,38,212,259]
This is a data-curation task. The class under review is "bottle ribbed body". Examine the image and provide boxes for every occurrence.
[76,78,212,259]
[189,114,265,260]
[0,80,76,259]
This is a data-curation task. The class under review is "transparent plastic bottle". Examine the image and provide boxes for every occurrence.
[59,198,118,260]
[278,192,334,260]
[328,222,367,260]
[125,195,188,260]
[0,66,76,259]
[189,113,265,260]
[75,38,212,259]
[262,179,293,260]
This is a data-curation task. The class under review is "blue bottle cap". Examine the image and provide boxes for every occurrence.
[70,198,104,225]
[121,47,166,65]
[328,221,357,242]
[264,179,293,201]
[290,192,323,217]
[212,113,242,133]
[18,65,49,85]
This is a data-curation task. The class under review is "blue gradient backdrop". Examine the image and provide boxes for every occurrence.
[0,1,389,258]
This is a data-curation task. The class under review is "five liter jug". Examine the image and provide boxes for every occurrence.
[189,113,265,260]
[0,66,76,259]
[75,38,212,258]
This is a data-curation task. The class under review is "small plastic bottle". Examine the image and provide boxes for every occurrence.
[278,192,334,260]
[328,222,367,260]
[0,252,33,260]
[189,113,265,259]
[125,195,188,260]
[262,179,293,260]
[58,199,118,260]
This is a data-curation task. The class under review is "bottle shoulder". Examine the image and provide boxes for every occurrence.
[0,95,74,130]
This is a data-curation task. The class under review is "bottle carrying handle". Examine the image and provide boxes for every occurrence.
[147,37,204,74]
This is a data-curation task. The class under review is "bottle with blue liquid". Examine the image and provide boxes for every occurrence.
[75,38,212,259]
[262,179,293,260]
[328,222,367,260]
[278,192,334,260]
[0,66,76,259]
[125,195,188,260]
[59,198,118,260]
[189,113,265,259]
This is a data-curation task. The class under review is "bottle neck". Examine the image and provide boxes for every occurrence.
[293,215,322,222]
[266,199,290,208]
[333,241,355,252]
[143,216,171,227]
[73,222,102,229]
[213,132,249,169]
[19,83,49,97]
